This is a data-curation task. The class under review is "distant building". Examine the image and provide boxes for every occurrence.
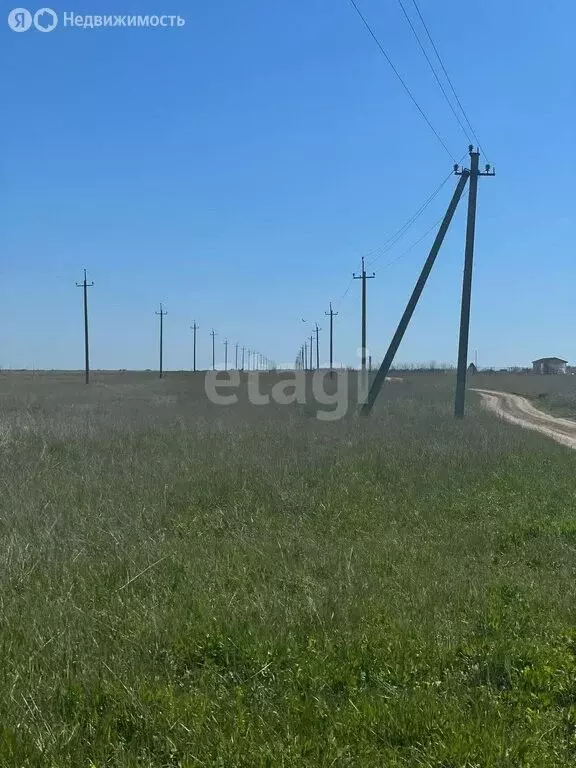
[467,362,478,374]
[532,357,568,375]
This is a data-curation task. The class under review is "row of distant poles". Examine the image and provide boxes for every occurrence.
[76,148,491,420]
[295,147,494,418]
[74,275,274,383]
[295,256,372,374]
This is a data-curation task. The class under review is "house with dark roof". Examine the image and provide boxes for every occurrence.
[532,357,568,374]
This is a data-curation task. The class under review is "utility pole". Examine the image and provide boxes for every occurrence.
[353,256,375,371]
[76,269,94,384]
[325,302,338,374]
[224,339,229,372]
[361,169,470,416]
[210,330,217,370]
[191,321,199,372]
[314,323,321,370]
[235,342,239,370]
[454,146,495,418]
[241,346,245,371]
[304,341,308,371]
[156,303,167,379]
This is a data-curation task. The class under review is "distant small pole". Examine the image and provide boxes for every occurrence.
[309,334,313,372]
[304,342,308,370]
[235,342,239,369]
[369,355,372,372]
[191,321,199,372]
[314,323,321,369]
[224,339,229,371]
[241,346,245,370]
[156,303,167,379]
[76,269,94,384]
[325,302,338,374]
[210,329,217,370]
[353,256,376,371]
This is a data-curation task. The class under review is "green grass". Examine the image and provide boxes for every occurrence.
[2,371,576,766]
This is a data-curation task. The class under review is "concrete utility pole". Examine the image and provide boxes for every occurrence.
[314,323,321,370]
[235,342,239,370]
[224,339,229,372]
[210,330,217,370]
[454,146,495,418]
[362,169,471,416]
[191,321,199,372]
[156,303,167,379]
[325,302,338,374]
[353,256,375,371]
[241,346,245,371]
[76,269,94,384]
[304,341,308,371]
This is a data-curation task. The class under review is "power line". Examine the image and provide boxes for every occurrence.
[365,168,454,267]
[409,0,488,160]
[347,0,457,162]
[396,0,473,145]
[380,214,446,270]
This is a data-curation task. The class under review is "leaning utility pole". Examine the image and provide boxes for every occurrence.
[191,321,199,372]
[353,256,375,371]
[361,169,470,415]
[76,269,94,384]
[314,323,321,370]
[156,303,167,379]
[454,147,494,418]
[224,339,229,372]
[210,330,217,370]
[325,302,338,374]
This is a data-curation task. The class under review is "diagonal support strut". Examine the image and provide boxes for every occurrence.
[361,169,470,415]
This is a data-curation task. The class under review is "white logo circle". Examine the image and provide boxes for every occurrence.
[8,8,32,31]
[33,7,57,32]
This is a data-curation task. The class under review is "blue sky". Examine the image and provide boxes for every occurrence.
[1,0,574,370]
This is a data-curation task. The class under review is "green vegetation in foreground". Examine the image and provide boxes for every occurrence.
[1,372,576,766]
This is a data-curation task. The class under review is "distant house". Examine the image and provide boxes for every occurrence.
[532,357,568,374]
[467,362,478,374]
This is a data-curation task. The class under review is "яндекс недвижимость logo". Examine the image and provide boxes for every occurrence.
[7,8,185,30]
[8,7,58,31]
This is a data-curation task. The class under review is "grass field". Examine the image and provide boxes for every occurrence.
[2,370,576,766]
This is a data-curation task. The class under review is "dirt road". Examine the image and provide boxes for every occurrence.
[472,389,576,449]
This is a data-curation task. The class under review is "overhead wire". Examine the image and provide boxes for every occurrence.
[409,0,489,160]
[364,167,454,268]
[347,0,457,162]
[395,0,473,146]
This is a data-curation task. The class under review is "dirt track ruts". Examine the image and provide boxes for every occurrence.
[472,389,576,449]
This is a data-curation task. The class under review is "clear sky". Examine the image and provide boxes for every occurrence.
[1,0,574,371]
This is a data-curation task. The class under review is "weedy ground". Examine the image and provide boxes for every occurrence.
[1,371,576,766]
